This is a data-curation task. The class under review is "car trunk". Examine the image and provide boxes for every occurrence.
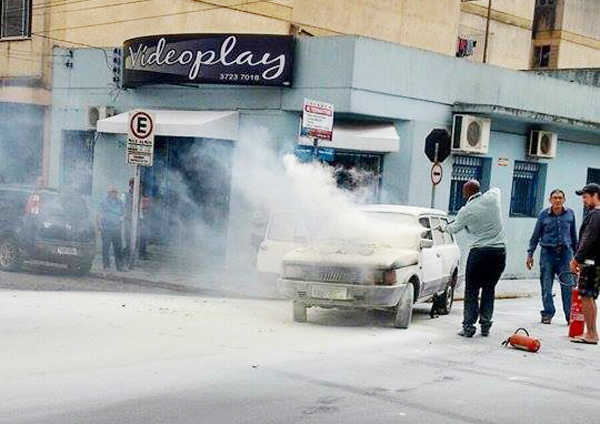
[36,193,95,243]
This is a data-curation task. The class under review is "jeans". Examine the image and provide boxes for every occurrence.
[540,246,573,321]
[101,227,124,270]
[463,247,507,335]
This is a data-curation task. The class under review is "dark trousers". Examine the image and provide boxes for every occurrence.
[463,247,507,334]
[540,246,572,321]
[101,228,123,270]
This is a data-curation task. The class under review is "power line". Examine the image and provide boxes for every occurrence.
[31,0,156,16]
[34,0,272,34]
[31,0,343,36]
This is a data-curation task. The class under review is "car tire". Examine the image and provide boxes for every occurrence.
[434,282,455,316]
[0,237,22,272]
[292,300,307,323]
[68,259,93,276]
[394,282,414,329]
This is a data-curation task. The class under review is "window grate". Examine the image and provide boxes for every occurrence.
[510,161,540,217]
[449,155,483,214]
[0,0,32,39]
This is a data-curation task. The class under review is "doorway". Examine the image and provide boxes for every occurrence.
[140,136,234,260]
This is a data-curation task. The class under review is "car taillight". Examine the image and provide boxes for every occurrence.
[376,270,397,286]
[25,194,41,215]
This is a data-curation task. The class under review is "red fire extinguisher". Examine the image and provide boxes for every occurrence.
[560,271,585,338]
[502,328,541,353]
[569,288,585,338]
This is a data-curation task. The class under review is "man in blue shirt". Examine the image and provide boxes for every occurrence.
[527,189,578,324]
[98,185,125,271]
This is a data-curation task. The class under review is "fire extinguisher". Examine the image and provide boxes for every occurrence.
[560,272,584,338]
[502,328,541,353]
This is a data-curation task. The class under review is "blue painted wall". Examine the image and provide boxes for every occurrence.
[49,35,600,278]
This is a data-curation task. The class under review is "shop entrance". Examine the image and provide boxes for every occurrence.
[140,136,233,260]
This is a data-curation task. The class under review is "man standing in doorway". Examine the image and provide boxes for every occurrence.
[98,185,125,272]
[442,180,507,338]
[526,189,578,324]
[570,183,600,345]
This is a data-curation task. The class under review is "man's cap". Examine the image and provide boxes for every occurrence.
[575,183,600,196]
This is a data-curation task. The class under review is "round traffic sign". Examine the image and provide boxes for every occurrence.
[431,163,443,186]
[129,111,154,139]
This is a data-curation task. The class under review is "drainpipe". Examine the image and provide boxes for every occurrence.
[483,0,493,63]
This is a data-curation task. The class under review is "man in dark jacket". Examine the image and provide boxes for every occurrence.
[98,185,125,271]
[570,183,600,345]
[527,189,578,324]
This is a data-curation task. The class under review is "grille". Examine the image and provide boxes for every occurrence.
[304,266,362,283]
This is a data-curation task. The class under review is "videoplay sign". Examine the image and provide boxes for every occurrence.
[122,34,294,88]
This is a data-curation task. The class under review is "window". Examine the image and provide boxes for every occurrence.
[533,45,551,68]
[0,0,32,39]
[418,217,432,241]
[510,161,543,217]
[440,218,454,244]
[449,155,488,214]
[430,217,445,246]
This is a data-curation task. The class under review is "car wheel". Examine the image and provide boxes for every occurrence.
[394,282,414,329]
[292,300,307,323]
[68,260,93,276]
[0,237,22,272]
[434,283,455,315]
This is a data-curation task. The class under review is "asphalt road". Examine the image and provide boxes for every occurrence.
[2,272,599,424]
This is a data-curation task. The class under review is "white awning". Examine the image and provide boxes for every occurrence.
[96,110,239,140]
[299,122,399,152]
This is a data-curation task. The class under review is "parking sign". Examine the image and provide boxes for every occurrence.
[127,110,155,166]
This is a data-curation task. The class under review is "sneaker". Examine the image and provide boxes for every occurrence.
[541,316,552,324]
[458,330,475,338]
[481,329,490,337]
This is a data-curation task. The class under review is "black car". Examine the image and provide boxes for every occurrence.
[0,185,96,275]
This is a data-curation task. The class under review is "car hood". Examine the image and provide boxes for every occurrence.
[283,242,419,269]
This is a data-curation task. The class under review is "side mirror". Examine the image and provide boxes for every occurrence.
[420,239,434,250]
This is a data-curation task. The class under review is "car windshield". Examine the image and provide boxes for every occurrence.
[315,210,422,248]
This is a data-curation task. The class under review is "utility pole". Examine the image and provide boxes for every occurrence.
[483,0,493,63]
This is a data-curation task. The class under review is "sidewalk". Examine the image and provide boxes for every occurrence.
[92,253,541,301]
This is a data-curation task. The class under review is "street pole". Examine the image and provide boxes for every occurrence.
[129,165,141,269]
[483,0,493,64]
[430,143,439,209]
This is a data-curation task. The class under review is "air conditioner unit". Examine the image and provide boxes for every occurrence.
[87,106,116,129]
[529,130,557,159]
[451,114,491,154]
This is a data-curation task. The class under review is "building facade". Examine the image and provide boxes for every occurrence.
[47,35,600,278]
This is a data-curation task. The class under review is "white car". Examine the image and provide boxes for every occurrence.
[257,205,462,328]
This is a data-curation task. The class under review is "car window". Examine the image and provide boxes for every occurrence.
[267,211,308,242]
[441,217,454,244]
[418,216,432,241]
[430,216,445,245]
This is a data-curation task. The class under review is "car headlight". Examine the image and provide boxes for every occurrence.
[284,265,305,279]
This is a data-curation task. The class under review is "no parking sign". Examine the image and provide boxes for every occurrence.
[127,110,155,166]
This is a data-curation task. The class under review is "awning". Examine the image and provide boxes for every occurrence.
[299,122,400,152]
[96,110,239,140]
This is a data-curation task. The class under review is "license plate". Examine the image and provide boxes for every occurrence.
[311,286,349,300]
[57,247,78,255]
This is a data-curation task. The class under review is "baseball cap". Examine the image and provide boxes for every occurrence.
[575,183,600,196]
